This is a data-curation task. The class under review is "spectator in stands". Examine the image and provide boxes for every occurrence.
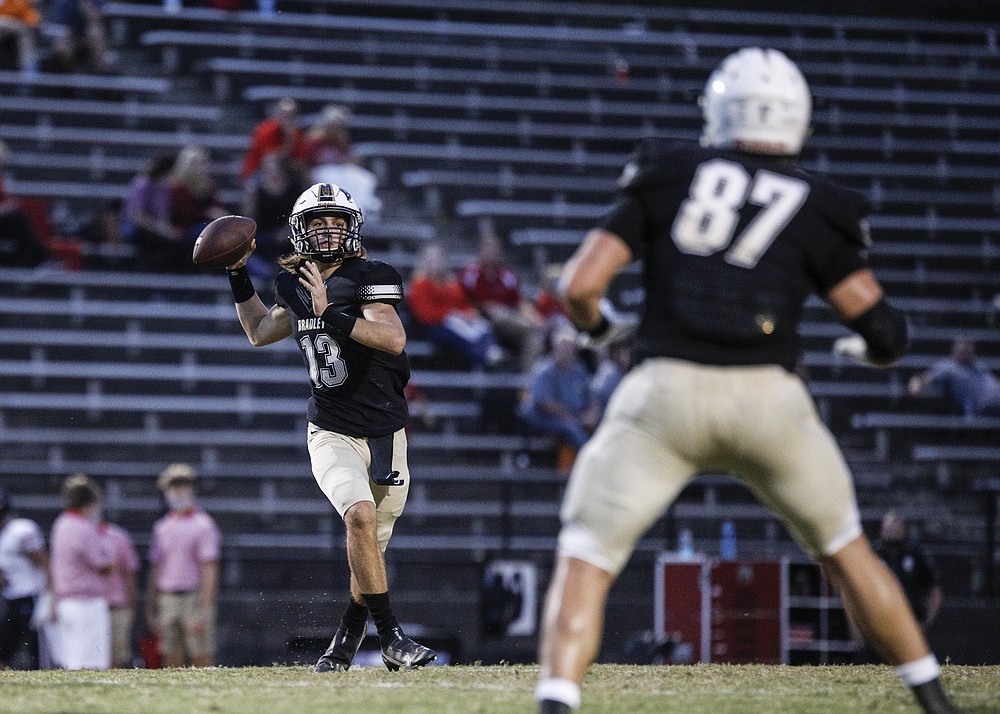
[534,263,568,325]
[170,145,229,245]
[45,0,113,74]
[876,512,943,633]
[0,195,49,268]
[240,97,310,183]
[241,152,302,278]
[535,48,960,714]
[0,485,49,669]
[0,0,40,74]
[460,223,545,372]
[49,474,113,670]
[100,518,139,669]
[78,198,125,266]
[121,152,183,272]
[519,324,599,455]
[590,338,633,421]
[407,242,505,368]
[907,335,1000,417]
[146,463,221,668]
[854,511,945,664]
[305,104,354,169]
[305,105,382,220]
[0,140,50,268]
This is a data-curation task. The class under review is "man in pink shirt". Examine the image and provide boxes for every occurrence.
[146,463,221,668]
[101,520,139,669]
[49,474,114,670]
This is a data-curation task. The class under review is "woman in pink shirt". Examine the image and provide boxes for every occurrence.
[49,475,113,670]
[101,520,140,669]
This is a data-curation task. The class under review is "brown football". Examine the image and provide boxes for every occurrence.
[192,215,257,268]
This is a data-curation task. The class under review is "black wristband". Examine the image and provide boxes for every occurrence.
[226,266,256,304]
[321,305,358,335]
[585,314,611,339]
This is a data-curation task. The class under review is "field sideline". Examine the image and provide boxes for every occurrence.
[1,663,997,714]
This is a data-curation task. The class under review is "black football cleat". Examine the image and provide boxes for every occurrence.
[912,680,962,714]
[314,625,366,673]
[379,627,437,671]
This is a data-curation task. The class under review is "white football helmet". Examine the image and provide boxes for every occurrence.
[288,182,364,262]
[700,47,812,156]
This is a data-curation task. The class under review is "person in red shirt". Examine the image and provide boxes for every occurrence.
[240,97,310,182]
[533,263,568,323]
[407,243,504,368]
[459,227,544,372]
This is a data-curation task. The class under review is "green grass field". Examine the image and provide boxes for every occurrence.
[1,664,997,714]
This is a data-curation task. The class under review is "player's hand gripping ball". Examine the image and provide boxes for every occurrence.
[192,215,257,268]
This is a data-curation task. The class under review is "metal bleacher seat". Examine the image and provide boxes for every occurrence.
[852,412,1000,461]
[0,95,222,126]
[0,68,170,98]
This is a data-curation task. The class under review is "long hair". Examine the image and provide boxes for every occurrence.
[278,247,368,274]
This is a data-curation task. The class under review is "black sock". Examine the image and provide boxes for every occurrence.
[911,678,958,714]
[362,591,400,639]
[340,597,368,634]
[538,700,572,714]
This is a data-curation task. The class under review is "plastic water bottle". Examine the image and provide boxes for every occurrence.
[163,0,181,14]
[678,528,694,560]
[719,520,737,560]
[259,0,276,16]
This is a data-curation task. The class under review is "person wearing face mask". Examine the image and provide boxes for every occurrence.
[145,463,221,668]
[48,474,114,670]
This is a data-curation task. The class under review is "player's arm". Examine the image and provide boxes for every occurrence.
[353,301,407,354]
[827,268,909,367]
[558,228,634,337]
[299,261,407,354]
[226,243,293,346]
[235,299,293,347]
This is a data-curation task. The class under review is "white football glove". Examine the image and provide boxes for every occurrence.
[579,298,639,349]
[832,334,877,366]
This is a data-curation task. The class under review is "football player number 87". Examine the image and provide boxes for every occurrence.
[670,158,810,268]
[300,333,349,388]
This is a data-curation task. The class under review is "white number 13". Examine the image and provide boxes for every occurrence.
[670,159,810,268]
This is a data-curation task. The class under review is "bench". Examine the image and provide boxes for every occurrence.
[0,390,479,426]
[104,3,997,61]
[0,95,222,125]
[141,28,998,104]
[0,424,552,467]
[852,412,1000,460]
[459,197,1000,237]
[203,56,689,103]
[0,327,436,360]
[273,0,997,36]
[0,68,170,97]
[0,122,248,153]
[912,445,1000,462]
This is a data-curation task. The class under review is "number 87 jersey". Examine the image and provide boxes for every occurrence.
[603,139,871,372]
[274,258,410,438]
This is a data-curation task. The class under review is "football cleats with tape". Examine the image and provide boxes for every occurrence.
[289,182,364,263]
[700,47,812,156]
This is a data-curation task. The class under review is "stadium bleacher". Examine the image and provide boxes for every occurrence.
[2,0,997,666]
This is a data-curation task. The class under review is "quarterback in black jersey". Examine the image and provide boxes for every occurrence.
[536,49,960,714]
[225,183,435,673]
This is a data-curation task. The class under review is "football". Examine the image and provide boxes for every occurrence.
[192,215,257,268]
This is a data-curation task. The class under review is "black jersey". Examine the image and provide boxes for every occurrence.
[275,258,410,438]
[601,140,870,371]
